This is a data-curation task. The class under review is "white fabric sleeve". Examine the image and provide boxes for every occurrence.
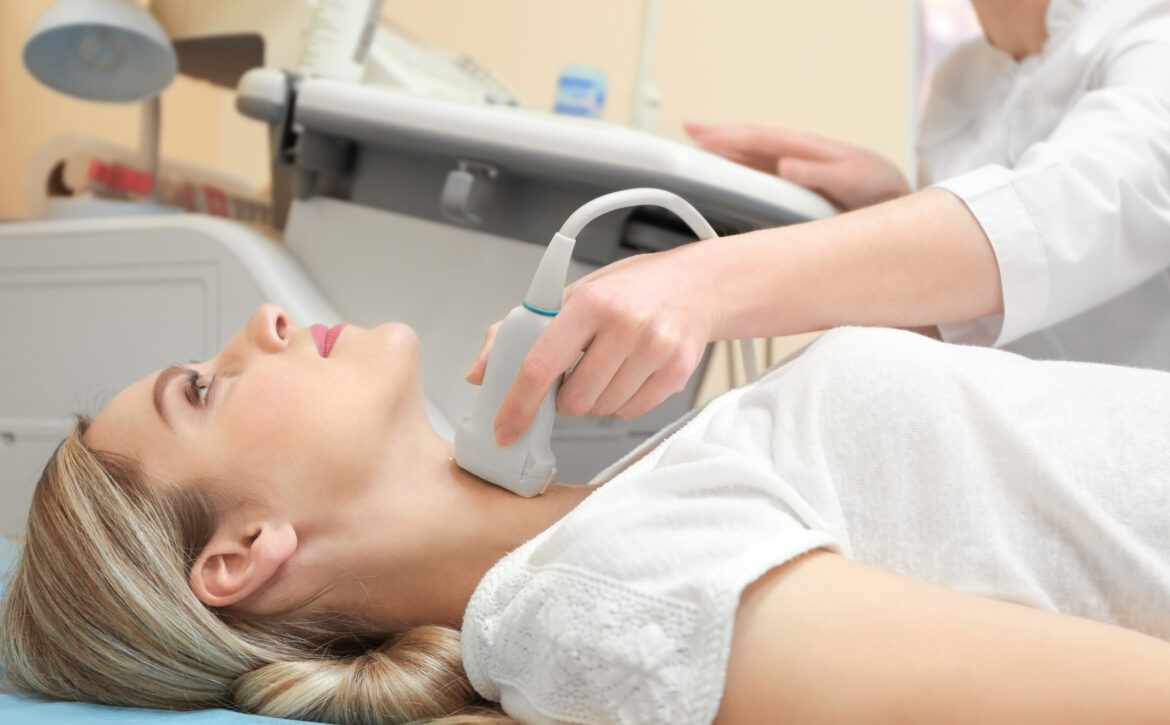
[936,35,1170,347]
[462,527,836,725]
[460,389,846,725]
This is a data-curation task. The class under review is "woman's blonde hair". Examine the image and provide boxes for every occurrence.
[0,419,511,724]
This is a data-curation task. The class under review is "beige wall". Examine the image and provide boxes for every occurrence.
[1,1,912,220]
[389,1,913,157]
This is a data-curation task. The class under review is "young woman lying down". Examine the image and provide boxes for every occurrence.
[2,304,1168,724]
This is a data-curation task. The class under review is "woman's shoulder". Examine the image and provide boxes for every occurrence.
[778,326,1170,398]
[461,442,841,724]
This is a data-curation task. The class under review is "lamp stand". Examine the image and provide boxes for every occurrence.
[139,95,161,203]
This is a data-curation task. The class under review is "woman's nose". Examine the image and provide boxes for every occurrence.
[249,303,291,353]
[218,304,290,363]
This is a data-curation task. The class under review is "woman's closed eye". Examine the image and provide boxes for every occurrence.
[185,370,213,407]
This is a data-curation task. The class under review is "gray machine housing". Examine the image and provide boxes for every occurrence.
[0,71,833,537]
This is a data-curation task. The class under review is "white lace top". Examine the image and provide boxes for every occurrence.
[460,327,1170,724]
[459,393,840,725]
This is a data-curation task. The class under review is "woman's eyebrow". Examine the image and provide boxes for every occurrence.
[153,365,188,430]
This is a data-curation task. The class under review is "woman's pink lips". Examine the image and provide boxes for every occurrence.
[309,323,349,358]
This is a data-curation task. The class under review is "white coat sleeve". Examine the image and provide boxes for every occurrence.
[935,32,1170,347]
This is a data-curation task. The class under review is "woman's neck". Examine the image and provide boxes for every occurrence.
[306,430,596,631]
[408,455,596,628]
[971,0,1050,60]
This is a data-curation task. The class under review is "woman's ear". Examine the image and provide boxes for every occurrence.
[189,518,297,608]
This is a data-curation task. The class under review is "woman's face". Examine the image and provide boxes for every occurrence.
[85,304,427,505]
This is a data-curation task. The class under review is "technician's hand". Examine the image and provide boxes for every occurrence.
[466,246,718,447]
[685,121,911,212]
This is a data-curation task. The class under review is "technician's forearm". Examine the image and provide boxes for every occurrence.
[694,187,1003,340]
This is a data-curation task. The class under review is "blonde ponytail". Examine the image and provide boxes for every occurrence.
[0,420,512,724]
[233,627,509,724]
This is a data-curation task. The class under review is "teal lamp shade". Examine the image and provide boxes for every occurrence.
[23,0,177,103]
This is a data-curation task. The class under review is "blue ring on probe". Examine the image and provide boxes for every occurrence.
[522,301,559,317]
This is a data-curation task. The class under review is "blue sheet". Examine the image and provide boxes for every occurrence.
[0,536,316,724]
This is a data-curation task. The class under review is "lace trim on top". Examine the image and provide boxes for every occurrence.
[464,562,715,724]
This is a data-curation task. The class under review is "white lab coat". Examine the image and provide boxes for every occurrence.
[918,0,1170,369]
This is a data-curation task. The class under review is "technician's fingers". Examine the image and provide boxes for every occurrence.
[681,126,780,174]
[682,120,717,136]
[685,122,842,162]
[775,157,847,207]
[590,358,659,418]
[706,148,780,175]
[494,316,595,447]
[465,321,501,386]
[588,326,681,416]
[555,328,636,417]
[615,357,698,420]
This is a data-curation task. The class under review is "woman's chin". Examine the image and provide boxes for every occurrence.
[371,322,424,399]
[376,321,420,350]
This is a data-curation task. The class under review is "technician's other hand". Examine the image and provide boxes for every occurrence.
[685,121,911,212]
[466,246,717,447]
